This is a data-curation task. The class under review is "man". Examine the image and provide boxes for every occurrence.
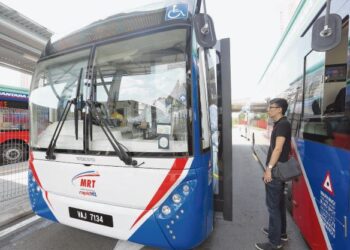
[255,98,291,250]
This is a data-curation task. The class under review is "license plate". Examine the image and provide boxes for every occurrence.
[69,207,113,227]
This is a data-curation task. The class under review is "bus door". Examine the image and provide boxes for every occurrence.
[296,18,350,249]
[215,38,232,221]
[321,20,350,249]
[293,48,328,250]
[197,37,232,222]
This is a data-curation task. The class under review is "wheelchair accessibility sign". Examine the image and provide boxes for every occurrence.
[165,4,188,21]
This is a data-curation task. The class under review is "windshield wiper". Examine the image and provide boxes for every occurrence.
[86,100,137,167]
[46,68,84,160]
[46,99,73,160]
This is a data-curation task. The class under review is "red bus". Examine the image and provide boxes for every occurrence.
[0,85,29,164]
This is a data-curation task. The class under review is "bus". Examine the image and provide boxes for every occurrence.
[28,1,232,249]
[239,102,268,141]
[251,0,350,249]
[0,85,29,165]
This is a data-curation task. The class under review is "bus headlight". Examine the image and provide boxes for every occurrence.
[172,194,182,204]
[182,185,190,195]
[156,179,197,220]
[162,205,171,215]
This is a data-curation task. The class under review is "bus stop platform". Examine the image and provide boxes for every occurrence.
[187,127,309,250]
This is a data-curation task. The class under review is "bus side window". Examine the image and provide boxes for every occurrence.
[324,87,345,113]
[287,84,302,138]
[303,51,325,118]
[323,20,350,150]
[198,48,210,151]
[323,22,348,115]
[302,20,350,150]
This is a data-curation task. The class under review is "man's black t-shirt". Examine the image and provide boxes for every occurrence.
[266,117,291,166]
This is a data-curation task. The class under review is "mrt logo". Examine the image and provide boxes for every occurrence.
[72,170,100,189]
[80,179,96,188]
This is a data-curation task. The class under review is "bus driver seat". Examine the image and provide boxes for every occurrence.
[325,87,346,114]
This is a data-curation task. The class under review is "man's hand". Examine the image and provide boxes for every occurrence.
[263,168,272,183]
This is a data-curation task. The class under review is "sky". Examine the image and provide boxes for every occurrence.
[0,0,284,101]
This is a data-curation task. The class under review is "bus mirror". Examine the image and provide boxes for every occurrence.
[311,14,342,52]
[193,14,217,48]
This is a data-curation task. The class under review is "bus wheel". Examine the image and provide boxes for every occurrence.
[1,143,26,164]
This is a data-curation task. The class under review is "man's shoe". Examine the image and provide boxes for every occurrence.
[261,227,269,236]
[255,242,283,250]
[280,234,288,242]
[261,227,288,242]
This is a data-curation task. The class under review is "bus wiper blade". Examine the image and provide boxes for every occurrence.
[46,68,84,160]
[86,100,137,166]
[46,99,74,160]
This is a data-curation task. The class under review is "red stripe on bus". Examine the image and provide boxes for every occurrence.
[291,144,328,249]
[130,158,188,229]
[29,152,43,189]
[45,191,53,208]
[29,153,53,209]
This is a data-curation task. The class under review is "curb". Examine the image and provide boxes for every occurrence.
[0,196,32,228]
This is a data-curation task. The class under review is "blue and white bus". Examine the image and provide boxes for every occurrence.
[252,0,350,249]
[28,1,232,249]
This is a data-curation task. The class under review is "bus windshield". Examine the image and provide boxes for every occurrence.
[30,28,189,154]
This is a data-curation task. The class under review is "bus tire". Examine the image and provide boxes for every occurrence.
[0,142,27,165]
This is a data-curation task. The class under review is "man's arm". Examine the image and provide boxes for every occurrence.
[263,136,286,183]
[268,136,286,167]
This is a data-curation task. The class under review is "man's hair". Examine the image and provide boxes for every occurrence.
[270,98,288,115]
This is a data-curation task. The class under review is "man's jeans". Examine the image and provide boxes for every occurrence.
[265,179,286,246]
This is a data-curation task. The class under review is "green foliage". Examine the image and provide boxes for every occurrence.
[238,113,246,120]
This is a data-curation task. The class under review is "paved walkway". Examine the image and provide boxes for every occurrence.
[191,128,309,250]
[145,128,309,249]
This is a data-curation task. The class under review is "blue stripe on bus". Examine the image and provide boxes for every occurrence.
[129,158,211,249]
[128,213,171,248]
[28,171,58,223]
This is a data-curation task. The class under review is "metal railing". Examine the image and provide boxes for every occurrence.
[0,107,29,209]
[0,162,28,203]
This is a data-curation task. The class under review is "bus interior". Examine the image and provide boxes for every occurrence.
[302,18,350,150]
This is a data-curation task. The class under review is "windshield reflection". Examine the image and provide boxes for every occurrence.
[30,28,190,154]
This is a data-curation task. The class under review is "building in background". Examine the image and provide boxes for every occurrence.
[0,3,51,165]
[0,2,52,89]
